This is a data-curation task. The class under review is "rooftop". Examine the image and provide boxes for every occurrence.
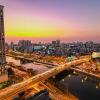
[92,52,100,58]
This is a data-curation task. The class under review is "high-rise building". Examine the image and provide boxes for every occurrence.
[0,5,8,83]
[18,40,31,47]
[18,40,32,52]
[0,5,6,64]
[52,40,60,47]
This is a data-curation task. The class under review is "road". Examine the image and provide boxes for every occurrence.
[25,81,78,100]
[70,67,100,79]
[6,54,58,66]
[40,81,78,100]
[0,58,89,100]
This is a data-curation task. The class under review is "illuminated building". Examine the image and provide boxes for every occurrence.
[0,5,8,83]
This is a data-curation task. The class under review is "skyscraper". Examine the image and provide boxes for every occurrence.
[0,5,6,64]
[0,5,8,83]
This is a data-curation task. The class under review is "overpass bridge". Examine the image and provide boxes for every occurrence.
[70,67,100,79]
[0,58,89,100]
[6,54,58,66]
[7,53,100,79]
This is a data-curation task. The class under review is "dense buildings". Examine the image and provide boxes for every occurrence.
[0,5,8,83]
[9,39,100,57]
[18,40,32,52]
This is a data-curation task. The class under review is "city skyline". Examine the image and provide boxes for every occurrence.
[0,2,99,99]
[0,0,100,43]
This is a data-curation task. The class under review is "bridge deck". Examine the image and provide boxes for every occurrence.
[0,58,89,100]
[70,67,100,80]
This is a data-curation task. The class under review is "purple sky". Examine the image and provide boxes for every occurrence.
[0,0,100,43]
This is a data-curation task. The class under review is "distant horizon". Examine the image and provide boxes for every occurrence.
[5,33,100,43]
[1,0,100,43]
[5,38,100,44]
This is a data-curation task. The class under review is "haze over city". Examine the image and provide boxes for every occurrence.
[0,0,100,43]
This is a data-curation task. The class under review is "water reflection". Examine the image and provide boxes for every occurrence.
[6,56,100,100]
[6,56,49,74]
[53,72,100,100]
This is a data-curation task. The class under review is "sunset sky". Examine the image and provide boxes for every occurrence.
[0,0,100,43]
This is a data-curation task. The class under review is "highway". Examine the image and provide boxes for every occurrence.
[40,81,78,100]
[0,58,89,100]
[70,67,100,79]
[6,54,58,66]
[25,81,78,100]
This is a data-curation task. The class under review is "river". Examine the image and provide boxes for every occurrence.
[55,73,100,100]
[6,57,100,100]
